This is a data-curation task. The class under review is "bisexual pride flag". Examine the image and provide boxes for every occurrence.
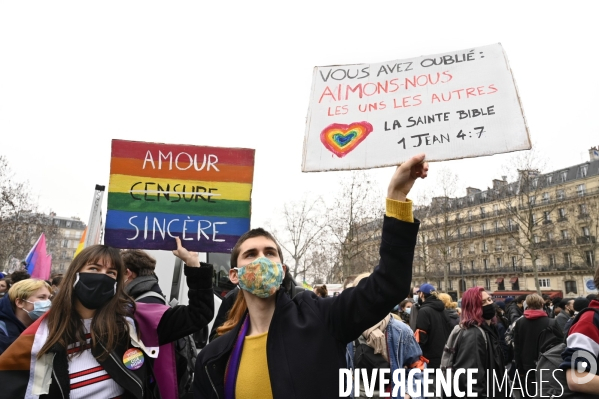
[105,140,254,253]
[25,233,52,280]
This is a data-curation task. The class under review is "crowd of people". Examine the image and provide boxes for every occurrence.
[0,155,597,398]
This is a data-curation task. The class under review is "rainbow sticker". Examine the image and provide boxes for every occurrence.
[123,348,145,370]
[320,122,373,158]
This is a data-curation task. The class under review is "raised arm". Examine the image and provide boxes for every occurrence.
[314,154,428,343]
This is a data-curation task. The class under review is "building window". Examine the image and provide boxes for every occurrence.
[565,281,577,294]
[495,238,502,251]
[497,257,502,268]
[471,260,475,271]
[542,192,550,203]
[544,211,552,222]
[561,230,569,240]
[438,281,443,291]
[549,254,556,267]
[62,240,69,248]
[66,221,72,228]
[532,178,539,188]
[547,232,554,241]
[559,171,568,182]
[557,189,565,200]
[586,251,595,267]
[483,258,489,271]
[448,280,453,290]
[481,223,486,233]
[580,203,588,215]
[533,235,540,243]
[481,192,487,201]
[539,278,551,288]
[529,196,536,205]
[493,204,499,215]
[583,226,591,237]
[485,278,491,290]
[469,243,475,253]
[447,262,451,272]
[546,174,553,185]
[471,278,477,288]
[511,256,517,269]
[468,210,472,221]
[578,164,588,178]
[509,238,516,249]
[564,253,572,267]
[558,208,566,219]
[480,207,486,218]
[577,184,586,197]
[482,241,488,252]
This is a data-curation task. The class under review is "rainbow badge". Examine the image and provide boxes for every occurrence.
[123,348,145,370]
[320,121,373,158]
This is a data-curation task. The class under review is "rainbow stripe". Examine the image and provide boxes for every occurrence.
[105,140,254,252]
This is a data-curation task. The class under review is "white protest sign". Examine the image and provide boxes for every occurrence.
[302,43,530,172]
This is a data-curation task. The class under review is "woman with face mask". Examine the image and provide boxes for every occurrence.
[0,243,214,398]
[0,279,51,354]
[0,278,11,298]
[443,287,509,399]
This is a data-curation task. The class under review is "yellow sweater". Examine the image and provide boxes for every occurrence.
[234,198,412,398]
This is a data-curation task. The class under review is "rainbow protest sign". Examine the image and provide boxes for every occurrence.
[105,139,254,252]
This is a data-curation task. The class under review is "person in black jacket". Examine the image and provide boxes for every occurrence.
[193,154,428,399]
[122,249,168,304]
[513,293,563,398]
[0,243,214,398]
[554,297,574,333]
[446,287,508,399]
[414,283,451,369]
[506,294,526,324]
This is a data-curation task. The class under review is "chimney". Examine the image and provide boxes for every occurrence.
[590,146,599,161]
[492,179,507,189]
[466,187,481,196]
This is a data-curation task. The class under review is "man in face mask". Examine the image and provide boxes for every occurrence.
[193,153,429,399]
[555,298,574,332]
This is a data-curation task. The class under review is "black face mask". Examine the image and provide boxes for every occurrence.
[74,273,116,310]
[417,297,424,306]
[482,304,496,320]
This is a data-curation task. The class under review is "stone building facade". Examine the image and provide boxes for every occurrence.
[412,147,599,298]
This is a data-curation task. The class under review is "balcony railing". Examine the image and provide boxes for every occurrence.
[577,236,597,245]
[413,263,593,278]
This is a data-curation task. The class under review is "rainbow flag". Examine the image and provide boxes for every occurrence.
[73,227,87,259]
[302,281,313,290]
[104,140,255,252]
[25,233,52,280]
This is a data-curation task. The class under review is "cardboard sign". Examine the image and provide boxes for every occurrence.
[302,43,530,172]
[105,140,254,252]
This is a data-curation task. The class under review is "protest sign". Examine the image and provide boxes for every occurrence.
[302,43,530,172]
[105,139,254,252]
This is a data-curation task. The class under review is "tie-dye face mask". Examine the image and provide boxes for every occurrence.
[234,257,284,298]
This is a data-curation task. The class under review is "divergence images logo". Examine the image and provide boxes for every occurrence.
[571,350,597,384]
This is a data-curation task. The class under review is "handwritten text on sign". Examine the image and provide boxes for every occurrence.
[104,140,254,252]
[302,43,530,172]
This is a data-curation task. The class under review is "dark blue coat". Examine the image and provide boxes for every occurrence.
[0,294,26,354]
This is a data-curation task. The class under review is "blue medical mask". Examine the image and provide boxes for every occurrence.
[24,299,52,321]
[405,307,412,315]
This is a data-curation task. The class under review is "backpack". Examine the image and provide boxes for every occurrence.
[135,291,197,399]
[440,324,487,373]
[536,318,563,355]
[535,308,599,399]
[353,338,389,372]
[504,315,523,349]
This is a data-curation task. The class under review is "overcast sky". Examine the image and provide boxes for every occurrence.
[0,1,597,234]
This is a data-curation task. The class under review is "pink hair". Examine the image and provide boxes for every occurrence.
[460,287,495,328]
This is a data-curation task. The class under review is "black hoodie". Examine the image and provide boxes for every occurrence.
[415,296,452,369]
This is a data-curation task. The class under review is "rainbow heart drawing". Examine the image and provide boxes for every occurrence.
[320,121,374,158]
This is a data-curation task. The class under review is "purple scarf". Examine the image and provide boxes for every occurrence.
[224,315,250,399]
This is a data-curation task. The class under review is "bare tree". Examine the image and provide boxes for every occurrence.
[413,192,434,283]
[498,150,560,294]
[561,188,599,272]
[328,171,384,281]
[426,169,461,293]
[270,195,329,280]
[0,156,61,271]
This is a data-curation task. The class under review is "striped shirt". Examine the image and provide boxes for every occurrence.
[67,318,131,399]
